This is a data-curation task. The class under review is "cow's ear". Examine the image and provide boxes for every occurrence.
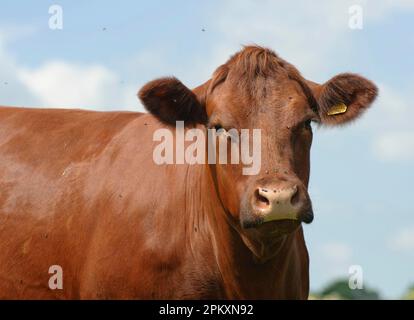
[138,77,207,126]
[312,73,378,125]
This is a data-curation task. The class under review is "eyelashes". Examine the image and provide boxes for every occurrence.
[213,124,224,131]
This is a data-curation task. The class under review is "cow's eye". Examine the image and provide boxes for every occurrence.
[210,124,226,133]
[303,119,312,130]
[214,124,224,131]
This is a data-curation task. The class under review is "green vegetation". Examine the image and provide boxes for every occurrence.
[309,279,414,300]
[401,284,414,300]
[310,279,414,300]
[318,279,380,300]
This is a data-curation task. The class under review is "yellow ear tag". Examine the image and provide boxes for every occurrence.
[327,103,348,116]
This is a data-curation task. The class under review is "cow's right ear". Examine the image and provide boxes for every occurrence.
[138,77,207,126]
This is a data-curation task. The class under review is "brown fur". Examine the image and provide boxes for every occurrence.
[138,77,207,126]
[316,73,378,125]
[0,45,377,300]
[209,46,319,112]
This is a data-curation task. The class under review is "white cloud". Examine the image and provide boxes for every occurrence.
[358,83,414,162]
[373,131,414,162]
[360,83,409,130]
[0,30,141,111]
[18,61,132,110]
[0,24,37,43]
[361,0,414,21]
[388,226,414,252]
[315,242,354,279]
[0,33,38,106]
[320,242,353,264]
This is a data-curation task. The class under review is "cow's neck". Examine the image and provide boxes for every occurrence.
[185,164,305,299]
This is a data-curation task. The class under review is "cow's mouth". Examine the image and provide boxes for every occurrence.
[241,206,314,230]
[241,219,302,240]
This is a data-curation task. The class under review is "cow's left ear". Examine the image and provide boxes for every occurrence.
[312,73,378,125]
[138,77,208,126]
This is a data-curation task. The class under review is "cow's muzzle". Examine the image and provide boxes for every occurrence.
[241,183,313,229]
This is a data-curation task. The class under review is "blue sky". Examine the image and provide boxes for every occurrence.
[0,0,413,298]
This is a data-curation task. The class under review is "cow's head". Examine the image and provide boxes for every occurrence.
[139,46,377,240]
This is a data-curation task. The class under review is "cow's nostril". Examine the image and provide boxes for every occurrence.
[290,186,300,206]
[249,184,310,223]
[254,189,270,209]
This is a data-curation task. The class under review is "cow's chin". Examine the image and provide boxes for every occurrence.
[243,218,301,238]
[237,218,302,263]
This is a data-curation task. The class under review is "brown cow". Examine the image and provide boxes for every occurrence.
[0,46,377,299]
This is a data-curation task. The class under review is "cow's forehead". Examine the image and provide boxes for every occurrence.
[207,46,318,116]
[207,74,313,120]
